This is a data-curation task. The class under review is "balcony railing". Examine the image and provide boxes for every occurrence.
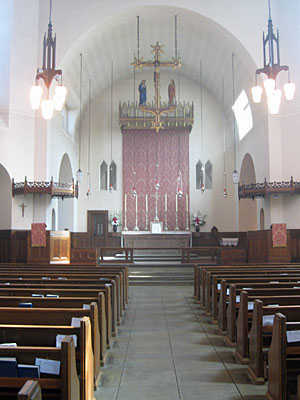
[12,177,78,199]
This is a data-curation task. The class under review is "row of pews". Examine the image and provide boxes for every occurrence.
[194,264,300,400]
[0,262,129,399]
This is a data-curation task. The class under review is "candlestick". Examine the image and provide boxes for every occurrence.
[134,194,139,231]
[186,193,188,212]
[124,194,128,231]
[146,194,148,212]
[165,193,167,212]
[176,193,178,212]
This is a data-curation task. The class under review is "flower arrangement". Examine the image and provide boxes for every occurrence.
[111,215,120,226]
[192,213,206,227]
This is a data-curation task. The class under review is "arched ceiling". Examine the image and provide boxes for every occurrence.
[61,6,257,119]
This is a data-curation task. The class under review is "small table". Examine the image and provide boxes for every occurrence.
[220,238,239,247]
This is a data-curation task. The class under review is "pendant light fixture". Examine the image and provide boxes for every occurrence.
[76,53,83,183]
[231,53,239,184]
[30,0,66,119]
[86,79,91,198]
[251,0,295,114]
[222,79,227,198]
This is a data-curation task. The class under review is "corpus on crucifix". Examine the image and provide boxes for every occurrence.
[19,203,27,217]
[132,41,182,132]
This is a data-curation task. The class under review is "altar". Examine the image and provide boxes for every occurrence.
[121,231,191,249]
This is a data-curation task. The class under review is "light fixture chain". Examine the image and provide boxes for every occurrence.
[137,16,140,61]
[175,15,178,60]
[79,53,83,170]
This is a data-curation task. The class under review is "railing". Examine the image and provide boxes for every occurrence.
[12,177,78,199]
[119,101,194,131]
[238,177,300,199]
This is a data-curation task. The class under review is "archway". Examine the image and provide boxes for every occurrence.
[0,164,12,229]
[239,153,257,231]
[58,154,74,231]
[260,208,265,230]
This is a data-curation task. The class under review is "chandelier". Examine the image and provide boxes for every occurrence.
[30,0,66,120]
[251,0,295,114]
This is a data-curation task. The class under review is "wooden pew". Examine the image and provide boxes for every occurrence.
[227,287,300,350]
[247,301,300,384]
[0,295,107,365]
[0,307,99,389]
[0,279,118,335]
[266,313,300,400]
[216,277,300,333]
[18,380,42,400]
[0,336,80,400]
[0,287,113,346]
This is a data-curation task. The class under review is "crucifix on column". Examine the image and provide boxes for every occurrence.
[132,41,182,132]
[19,203,27,217]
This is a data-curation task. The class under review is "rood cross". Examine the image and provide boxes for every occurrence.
[132,41,182,132]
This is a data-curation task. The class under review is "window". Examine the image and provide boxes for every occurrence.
[100,161,108,190]
[109,161,117,190]
[205,160,212,189]
[232,90,253,140]
[196,160,204,190]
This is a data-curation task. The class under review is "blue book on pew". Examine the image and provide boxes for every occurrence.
[0,357,18,377]
[18,364,40,378]
[19,302,33,308]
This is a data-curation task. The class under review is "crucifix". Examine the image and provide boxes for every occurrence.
[132,41,182,132]
[19,203,27,217]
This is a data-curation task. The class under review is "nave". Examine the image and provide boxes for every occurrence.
[97,286,266,400]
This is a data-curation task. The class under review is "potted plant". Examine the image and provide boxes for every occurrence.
[111,214,120,232]
[192,213,206,232]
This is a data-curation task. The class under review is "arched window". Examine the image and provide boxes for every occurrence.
[196,160,204,190]
[109,161,117,190]
[205,160,212,189]
[100,161,108,190]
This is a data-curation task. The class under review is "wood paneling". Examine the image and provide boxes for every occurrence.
[27,231,50,264]
[70,248,98,265]
[0,230,11,262]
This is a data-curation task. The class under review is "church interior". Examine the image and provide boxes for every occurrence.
[1,0,300,399]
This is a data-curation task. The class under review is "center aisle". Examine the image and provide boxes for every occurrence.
[95,286,267,400]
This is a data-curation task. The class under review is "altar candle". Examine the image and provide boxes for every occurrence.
[186,193,188,212]
[165,193,167,212]
[146,194,148,212]
[136,194,138,214]
[176,193,178,212]
[124,194,127,213]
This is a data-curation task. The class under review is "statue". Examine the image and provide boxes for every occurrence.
[168,79,176,105]
[139,80,147,106]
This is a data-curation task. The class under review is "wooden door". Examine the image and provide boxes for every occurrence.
[87,211,108,247]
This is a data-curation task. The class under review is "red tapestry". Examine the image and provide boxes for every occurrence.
[31,223,47,247]
[123,129,190,231]
[272,223,287,247]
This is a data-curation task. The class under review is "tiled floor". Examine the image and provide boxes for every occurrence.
[95,286,267,400]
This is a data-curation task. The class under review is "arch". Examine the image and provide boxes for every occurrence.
[109,161,117,191]
[205,160,212,190]
[58,154,74,231]
[196,160,204,190]
[51,208,56,231]
[260,208,265,230]
[239,153,257,231]
[100,161,108,190]
[0,164,12,229]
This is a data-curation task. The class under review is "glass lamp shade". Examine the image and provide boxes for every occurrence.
[55,85,67,103]
[251,85,262,103]
[264,78,276,96]
[267,89,282,114]
[76,168,83,183]
[232,170,239,184]
[41,99,54,120]
[30,85,43,110]
[284,82,296,101]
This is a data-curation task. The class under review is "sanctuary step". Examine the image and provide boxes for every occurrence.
[100,251,216,285]
[129,264,194,286]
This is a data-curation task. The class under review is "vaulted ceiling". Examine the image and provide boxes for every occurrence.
[61,6,257,122]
